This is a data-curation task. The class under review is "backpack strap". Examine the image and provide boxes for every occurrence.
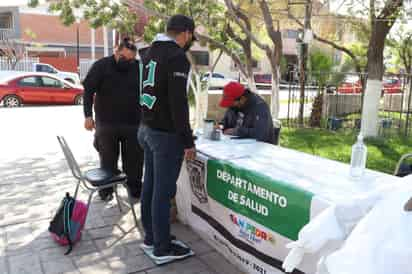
[63,193,74,255]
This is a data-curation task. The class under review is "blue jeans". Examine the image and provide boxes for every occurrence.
[138,125,184,252]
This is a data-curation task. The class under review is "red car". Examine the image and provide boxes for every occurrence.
[0,72,83,107]
[337,77,402,94]
[337,76,362,94]
[383,78,401,94]
[254,74,272,84]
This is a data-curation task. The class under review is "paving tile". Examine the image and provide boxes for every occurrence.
[67,240,98,257]
[87,225,124,240]
[8,252,43,274]
[108,254,154,274]
[199,252,246,274]
[5,223,33,245]
[146,257,209,274]
[42,257,78,274]
[77,261,113,274]
[31,221,52,239]
[72,251,106,268]
[5,242,33,257]
[39,246,68,261]
[0,255,8,274]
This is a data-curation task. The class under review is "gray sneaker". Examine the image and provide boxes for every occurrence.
[152,242,192,261]
[139,235,177,251]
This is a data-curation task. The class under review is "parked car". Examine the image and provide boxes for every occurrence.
[254,74,272,90]
[254,74,272,84]
[0,71,83,107]
[201,72,236,88]
[337,76,362,94]
[32,63,81,84]
[383,78,401,94]
[337,76,402,95]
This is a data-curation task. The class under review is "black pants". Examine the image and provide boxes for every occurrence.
[94,124,143,197]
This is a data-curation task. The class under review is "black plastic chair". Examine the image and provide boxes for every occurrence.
[56,136,139,229]
[394,153,412,177]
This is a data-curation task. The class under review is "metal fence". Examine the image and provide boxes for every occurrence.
[80,59,94,81]
[285,72,412,137]
[0,56,39,71]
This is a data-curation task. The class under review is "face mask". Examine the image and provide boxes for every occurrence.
[116,57,131,72]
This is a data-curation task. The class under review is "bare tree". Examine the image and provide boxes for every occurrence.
[224,6,257,91]
[224,0,283,118]
[0,37,25,70]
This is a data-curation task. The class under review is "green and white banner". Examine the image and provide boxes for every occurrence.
[207,159,313,241]
[179,154,319,274]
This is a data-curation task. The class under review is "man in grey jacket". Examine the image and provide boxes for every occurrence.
[219,82,275,144]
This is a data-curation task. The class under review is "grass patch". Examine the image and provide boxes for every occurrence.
[344,111,412,122]
[280,127,412,174]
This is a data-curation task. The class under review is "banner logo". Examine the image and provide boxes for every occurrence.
[187,159,208,203]
[230,214,275,246]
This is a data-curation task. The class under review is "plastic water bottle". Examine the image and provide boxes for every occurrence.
[350,134,367,179]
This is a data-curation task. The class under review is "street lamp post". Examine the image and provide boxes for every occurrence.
[76,17,80,75]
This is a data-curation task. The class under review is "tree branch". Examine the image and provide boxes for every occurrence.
[377,0,403,19]
[259,0,279,40]
[223,0,270,51]
[226,23,246,49]
[288,11,362,73]
[196,32,248,78]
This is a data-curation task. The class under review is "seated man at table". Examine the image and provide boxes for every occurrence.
[219,82,275,144]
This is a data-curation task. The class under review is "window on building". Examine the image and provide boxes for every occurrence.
[0,13,13,29]
[191,51,209,66]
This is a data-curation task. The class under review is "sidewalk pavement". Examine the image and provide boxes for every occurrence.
[0,154,243,274]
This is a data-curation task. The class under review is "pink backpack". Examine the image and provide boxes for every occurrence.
[49,193,88,254]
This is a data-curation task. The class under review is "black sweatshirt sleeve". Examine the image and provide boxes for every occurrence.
[167,54,194,149]
[82,60,103,118]
[221,108,238,130]
[234,110,271,142]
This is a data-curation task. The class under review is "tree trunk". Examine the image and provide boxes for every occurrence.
[271,67,280,119]
[246,70,257,91]
[190,72,205,130]
[361,23,387,137]
[266,48,280,119]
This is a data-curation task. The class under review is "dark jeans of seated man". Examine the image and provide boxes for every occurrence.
[137,125,184,254]
[94,124,143,200]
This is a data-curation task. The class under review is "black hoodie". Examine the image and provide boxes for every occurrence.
[83,55,140,126]
[140,34,194,148]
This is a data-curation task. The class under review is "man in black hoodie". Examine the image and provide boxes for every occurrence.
[83,38,143,201]
[137,15,196,261]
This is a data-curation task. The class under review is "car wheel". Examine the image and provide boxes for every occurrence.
[65,78,75,84]
[74,95,83,105]
[3,95,22,107]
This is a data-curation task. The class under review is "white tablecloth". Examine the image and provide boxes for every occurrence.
[176,136,394,274]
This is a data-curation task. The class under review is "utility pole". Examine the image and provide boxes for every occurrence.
[298,0,312,126]
[76,18,80,75]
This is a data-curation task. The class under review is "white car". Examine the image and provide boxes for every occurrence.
[201,72,237,89]
[33,63,81,85]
